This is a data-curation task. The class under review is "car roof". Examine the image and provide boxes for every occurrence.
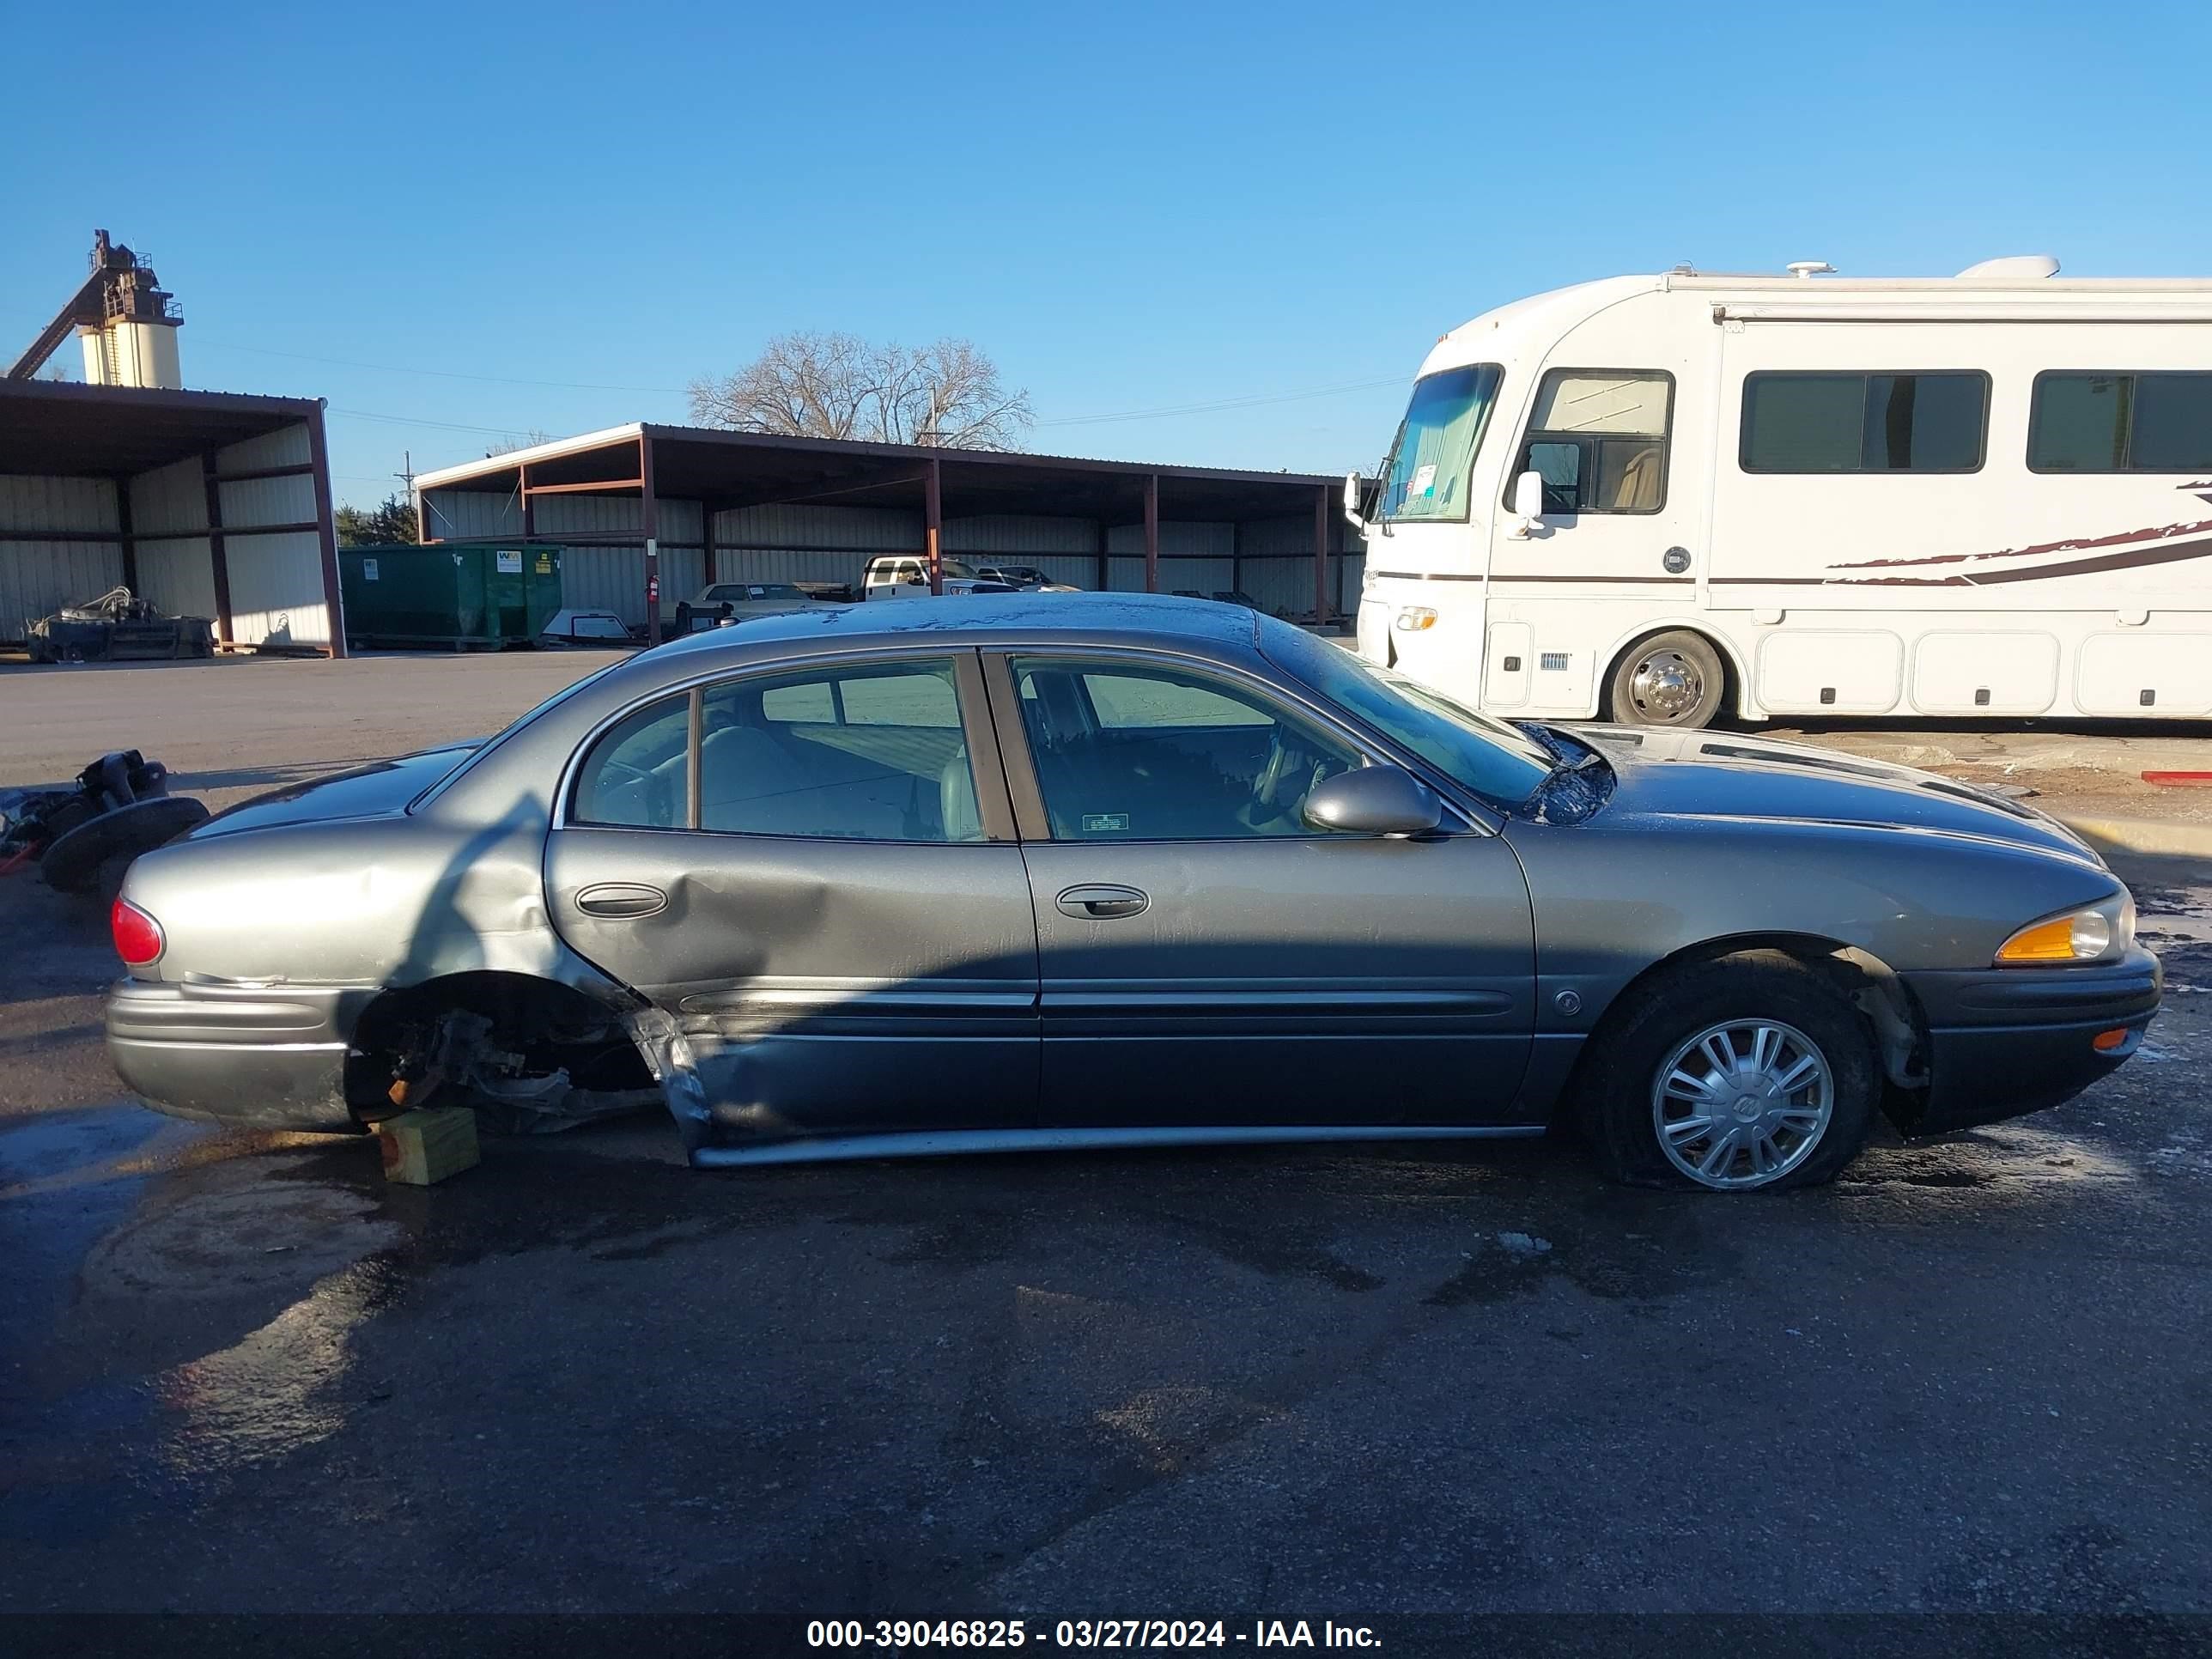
[425,593,1274,823]
[641,591,1262,667]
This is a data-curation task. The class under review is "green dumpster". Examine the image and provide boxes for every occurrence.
[338,542,565,650]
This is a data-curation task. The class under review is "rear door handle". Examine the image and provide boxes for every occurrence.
[1056,884,1149,921]
[575,882,667,920]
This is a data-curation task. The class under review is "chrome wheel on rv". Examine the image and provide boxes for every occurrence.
[1609,630,1725,728]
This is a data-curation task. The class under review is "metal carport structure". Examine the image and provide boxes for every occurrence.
[0,381,345,655]
[416,425,1358,634]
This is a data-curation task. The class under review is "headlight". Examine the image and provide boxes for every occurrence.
[1395,606,1438,632]
[1994,894,2134,965]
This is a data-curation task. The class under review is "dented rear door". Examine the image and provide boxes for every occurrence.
[544,650,1039,1146]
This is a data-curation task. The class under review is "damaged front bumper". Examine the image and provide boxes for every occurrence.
[1897,947,2162,1135]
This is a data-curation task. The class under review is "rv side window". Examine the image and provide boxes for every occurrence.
[1505,370,1673,514]
[2028,373,2212,472]
[1740,372,1989,474]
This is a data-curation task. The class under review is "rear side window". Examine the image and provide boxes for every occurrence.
[571,695,692,829]
[701,659,981,841]
[2029,372,2212,471]
[1741,372,1989,473]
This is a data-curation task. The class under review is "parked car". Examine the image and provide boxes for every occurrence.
[682,581,842,626]
[540,607,632,647]
[971,562,1080,592]
[860,556,1015,599]
[106,594,2158,1191]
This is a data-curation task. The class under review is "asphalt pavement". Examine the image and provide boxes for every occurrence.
[3,653,2212,1644]
[3,861,2212,1636]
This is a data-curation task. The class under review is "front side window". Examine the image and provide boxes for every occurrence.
[1376,364,1505,523]
[1011,657,1364,840]
[1741,372,1989,473]
[1508,370,1673,514]
[2029,372,2212,471]
[703,659,980,840]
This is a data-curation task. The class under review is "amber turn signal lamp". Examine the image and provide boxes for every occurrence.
[1996,908,2112,965]
[2093,1028,2130,1053]
[1994,916,2078,963]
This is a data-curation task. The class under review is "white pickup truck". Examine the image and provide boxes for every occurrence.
[861,556,1029,599]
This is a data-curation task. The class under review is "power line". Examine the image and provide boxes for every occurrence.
[1036,375,1405,428]
[289,351,1407,437]
[327,406,540,437]
[196,339,686,395]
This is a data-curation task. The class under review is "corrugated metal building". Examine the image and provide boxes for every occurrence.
[417,424,1363,629]
[0,382,345,653]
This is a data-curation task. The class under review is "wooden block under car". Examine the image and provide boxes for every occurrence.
[377,1107,480,1186]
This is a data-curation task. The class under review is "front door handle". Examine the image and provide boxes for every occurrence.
[1056,884,1149,921]
[575,882,667,920]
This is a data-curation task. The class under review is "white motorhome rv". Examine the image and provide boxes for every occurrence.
[1348,258,2212,726]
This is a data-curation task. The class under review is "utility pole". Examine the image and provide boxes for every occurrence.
[395,451,420,541]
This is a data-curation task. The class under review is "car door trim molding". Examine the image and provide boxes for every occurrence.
[691,1121,1548,1169]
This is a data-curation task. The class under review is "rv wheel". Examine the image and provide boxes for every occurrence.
[1609,631,1725,729]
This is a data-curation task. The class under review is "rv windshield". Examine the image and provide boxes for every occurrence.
[1376,364,1504,523]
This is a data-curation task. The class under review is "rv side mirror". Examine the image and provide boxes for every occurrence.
[1341,470,1367,533]
[1507,470,1546,539]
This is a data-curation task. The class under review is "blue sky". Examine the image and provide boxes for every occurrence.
[4,0,2206,507]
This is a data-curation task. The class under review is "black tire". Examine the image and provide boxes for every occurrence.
[1575,949,1878,1192]
[1607,629,1726,729]
[40,796,210,895]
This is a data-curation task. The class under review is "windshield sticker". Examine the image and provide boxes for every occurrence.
[1082,813,1130,833]
[1410,463,1438,499]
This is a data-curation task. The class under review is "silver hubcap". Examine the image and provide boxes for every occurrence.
[1629,651,1704,722]
[1651,1018,1833,1190]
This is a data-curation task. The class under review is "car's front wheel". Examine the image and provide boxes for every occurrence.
[1577,950,1879,1191]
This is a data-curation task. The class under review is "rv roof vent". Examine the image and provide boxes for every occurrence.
[1955,254,2061,279]
[1785,260,1836,278]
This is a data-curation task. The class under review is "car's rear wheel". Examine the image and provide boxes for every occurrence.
[1607,629,1726,728]
[1577,950,1878,1191]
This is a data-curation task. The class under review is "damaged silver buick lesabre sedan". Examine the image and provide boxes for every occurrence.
[106,594,2160,1191]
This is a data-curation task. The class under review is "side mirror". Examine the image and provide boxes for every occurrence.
[1302,766,1445,837]
[1507,470,1545,539]
[1341,470,1367,535]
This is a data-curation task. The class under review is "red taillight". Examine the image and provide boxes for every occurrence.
[111,897,164,966]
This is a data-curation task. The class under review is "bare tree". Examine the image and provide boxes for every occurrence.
[689,331,1033,451]
[483,428,555,458]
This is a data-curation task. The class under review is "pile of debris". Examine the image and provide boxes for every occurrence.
[0,750,209,892]
[27,587,215,664]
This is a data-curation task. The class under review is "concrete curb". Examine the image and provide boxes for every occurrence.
[2057,812,2212,860]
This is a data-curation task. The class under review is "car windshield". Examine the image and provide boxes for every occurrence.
[1376,363,1504,522]
[942,560,980,579]
[1261,621,1556,808]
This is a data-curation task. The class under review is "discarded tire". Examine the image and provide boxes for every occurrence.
[41,796,210,894]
